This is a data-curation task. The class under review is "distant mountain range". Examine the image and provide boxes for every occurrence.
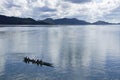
[42,18,90,25]
[0,15,119,25]
[0,15,49,25]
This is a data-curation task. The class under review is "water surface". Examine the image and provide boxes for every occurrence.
[0,25,120,80]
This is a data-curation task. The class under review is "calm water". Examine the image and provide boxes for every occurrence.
[0,25,120,80]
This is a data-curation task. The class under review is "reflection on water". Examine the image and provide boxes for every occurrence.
[0,25,120,80]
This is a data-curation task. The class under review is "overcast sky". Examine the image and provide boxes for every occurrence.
[0,0,120,22]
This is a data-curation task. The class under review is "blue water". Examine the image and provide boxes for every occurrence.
[0,25,120,80]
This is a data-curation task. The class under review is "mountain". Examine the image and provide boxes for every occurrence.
[42,18,55,24]
[0,15,119,25]
[0,15,49,25]
[117,23,120,25]
[93,21,112,25]
[43,18,91,25]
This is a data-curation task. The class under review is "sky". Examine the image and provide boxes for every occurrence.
[0,0,120,22]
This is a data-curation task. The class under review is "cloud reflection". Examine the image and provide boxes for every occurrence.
[0,34,6,77]
[0,26,120,80]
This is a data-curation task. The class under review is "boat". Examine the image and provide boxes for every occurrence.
[23,57,54,67]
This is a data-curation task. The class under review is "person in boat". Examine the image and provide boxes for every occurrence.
[24,57,30,63]
[39,59,43,66]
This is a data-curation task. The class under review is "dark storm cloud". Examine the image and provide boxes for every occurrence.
[65,0,91,3]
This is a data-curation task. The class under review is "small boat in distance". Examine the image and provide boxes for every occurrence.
[23,57,54,67]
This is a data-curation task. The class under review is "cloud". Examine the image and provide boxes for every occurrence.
[64,0,91,3]
[34,6,56,12]
[4,1,21,8]
[0,0,120,22]
[85,0,120,21]
[101,6,120,23]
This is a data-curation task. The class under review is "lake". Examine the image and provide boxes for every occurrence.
[0,25,120,80]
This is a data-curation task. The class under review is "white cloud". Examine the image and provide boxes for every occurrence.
[0,0,120,22]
